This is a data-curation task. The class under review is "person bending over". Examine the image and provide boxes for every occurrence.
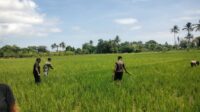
[191,60,199,67]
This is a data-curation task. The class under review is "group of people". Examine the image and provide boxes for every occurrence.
[33,56,127,84]
[1,56,199,112]
[33,58,53,84]
[0,56,127,112]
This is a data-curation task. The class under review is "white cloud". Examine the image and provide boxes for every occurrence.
[114,18,138,25]
[114,18,142,30]
[0,11,44,24]
[0,23,31,35]
[0,0,61,37]
[0,0,37,11]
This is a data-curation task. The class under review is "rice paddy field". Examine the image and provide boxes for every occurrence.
[0,50,200,112]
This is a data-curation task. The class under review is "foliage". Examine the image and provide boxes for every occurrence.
[0,45,48,58]
[119,41,134,53]
[82,41,95,54]
[171,25,180,45]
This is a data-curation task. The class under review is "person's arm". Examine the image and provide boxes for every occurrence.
[123,63,128,73]
[49,64,53,69]
[35,63,40,75]
[113,63,117,73]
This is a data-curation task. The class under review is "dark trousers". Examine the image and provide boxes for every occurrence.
[34,73,41,83]
[114,72,123,81]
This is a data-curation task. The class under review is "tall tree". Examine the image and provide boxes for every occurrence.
[182,22,194,48]
[37,46,48,53]
[114,35,120,44]
[96,39,104,53]
[89,40,93,45]
[66,45,75,51]
[182,22,193,42]
[82,41,95,54]
[114,35,120,52]
[171,25,179,46]
[193,20,200,32]
[59,42,66,51]
[145,40,158,51]
[51,43,59,52]
[177,36,180,45]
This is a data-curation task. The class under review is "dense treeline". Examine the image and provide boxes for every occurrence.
[0,20,200,58]
[0,45,49,58]
[0,36,200,58]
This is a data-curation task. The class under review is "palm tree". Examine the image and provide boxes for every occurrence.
[89,40,93,46]
[182,22,193,48]
[51,43,56,50]
[114,35,120,52]
[185,33,193,48]
[171,25,179,46]
[51,43,59,52]
[185,33,193,40]
[193,20,200,32]
[177,36,180,45]
[114,35,120,44]
[182,22,193,41]
[59,42,66,51]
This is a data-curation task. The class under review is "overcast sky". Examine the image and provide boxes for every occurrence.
[0,0,200,49]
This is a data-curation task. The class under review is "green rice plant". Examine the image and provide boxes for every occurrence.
[0,50,200,111]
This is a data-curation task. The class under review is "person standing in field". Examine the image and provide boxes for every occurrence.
[33,58,41,84]
[113,56,128,81]
[43,58,53,76]
[0,83,19,112]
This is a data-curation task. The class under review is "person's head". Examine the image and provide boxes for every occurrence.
[118,56,122,60]
[48,58,51,62]
[36,58,41,63]
[0,84,19,112]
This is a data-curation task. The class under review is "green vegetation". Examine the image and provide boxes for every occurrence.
[0,51,200,111]
[1,19,200,58]
[1,20,200,58]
